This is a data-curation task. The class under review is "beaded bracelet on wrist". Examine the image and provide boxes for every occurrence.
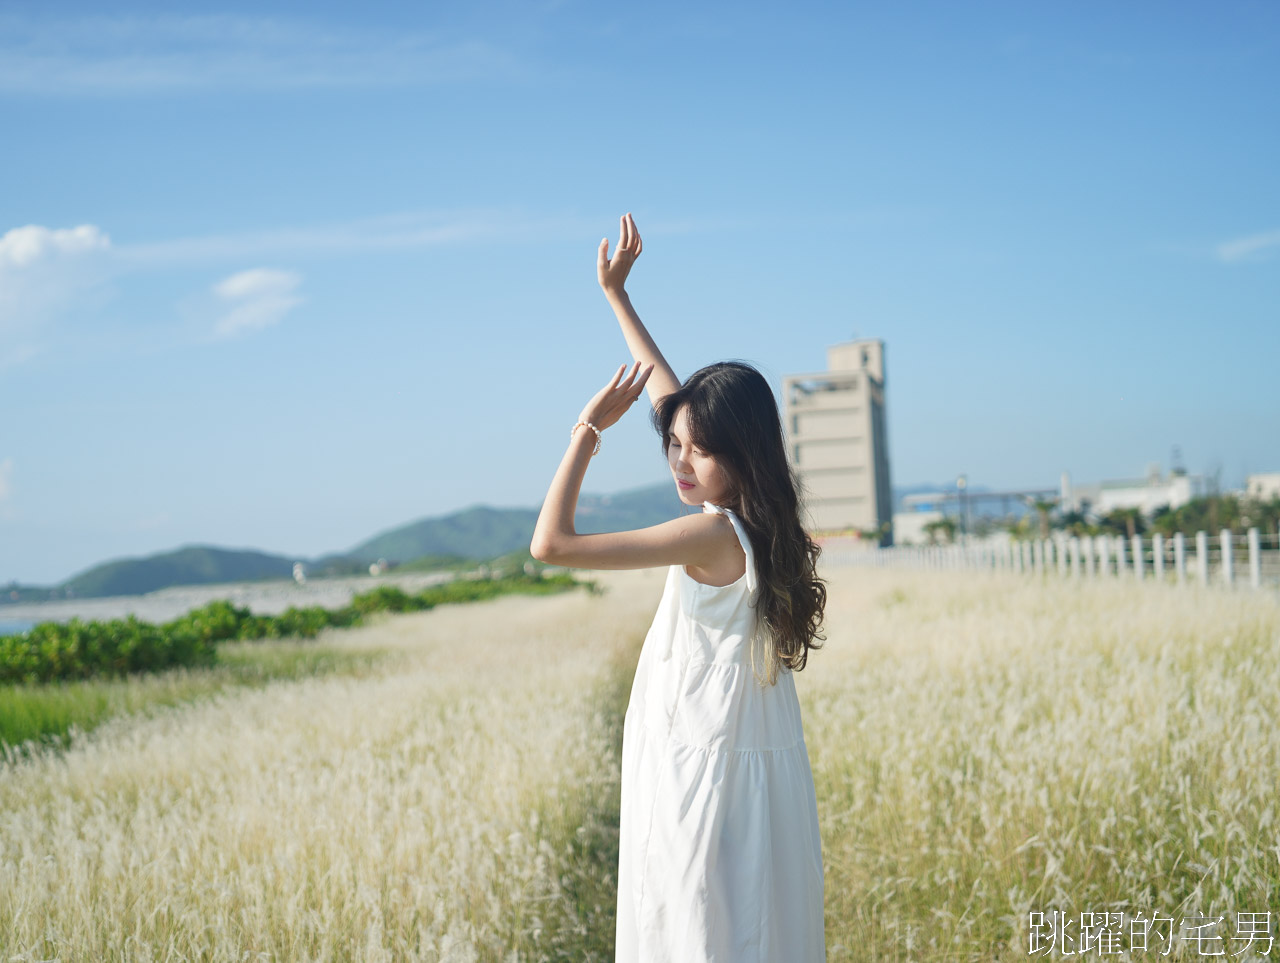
[571,421,602,456]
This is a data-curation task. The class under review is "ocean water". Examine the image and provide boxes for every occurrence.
[0,619,36,636]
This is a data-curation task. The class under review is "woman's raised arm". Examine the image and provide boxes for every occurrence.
[598,213,682,409]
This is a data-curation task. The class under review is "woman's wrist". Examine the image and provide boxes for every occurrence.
[571,420,602,456]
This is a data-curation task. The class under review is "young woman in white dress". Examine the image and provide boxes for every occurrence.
[532,213,828,962]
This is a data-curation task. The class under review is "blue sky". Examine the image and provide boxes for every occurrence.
[1,0,1277,585]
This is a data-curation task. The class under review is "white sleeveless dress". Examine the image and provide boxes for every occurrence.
[615,502,826,962]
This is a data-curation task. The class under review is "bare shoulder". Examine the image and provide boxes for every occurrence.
[682,511,746,586]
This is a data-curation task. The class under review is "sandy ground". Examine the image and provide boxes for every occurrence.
[0,570,460,627]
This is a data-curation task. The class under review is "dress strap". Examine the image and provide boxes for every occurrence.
[701,502,758,594]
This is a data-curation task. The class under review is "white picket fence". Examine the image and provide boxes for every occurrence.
[826,529,1280,591]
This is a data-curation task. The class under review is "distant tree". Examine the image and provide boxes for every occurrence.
[1101,507,1145,539]
[1059,509,1093,537]
[923,517,958,545]
[1030,498,1058,540]
[859,521,892,545]
[1250,495,1280,537]
[1150,505,1181,538]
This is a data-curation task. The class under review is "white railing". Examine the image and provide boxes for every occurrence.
[824,529,1280,591]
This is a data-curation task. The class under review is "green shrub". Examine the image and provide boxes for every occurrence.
[0,616,217,685]
[1,573,587,685]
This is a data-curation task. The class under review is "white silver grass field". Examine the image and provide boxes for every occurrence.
[2,565,1278,961]
[806,566,1280,961]
[0,575,662,963]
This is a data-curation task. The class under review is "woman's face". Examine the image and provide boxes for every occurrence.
[667,404,734,508]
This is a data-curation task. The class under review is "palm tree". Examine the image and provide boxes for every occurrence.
[1031,498,1058,540]
[1059,509,1090,537]
[1103,507,1144,540]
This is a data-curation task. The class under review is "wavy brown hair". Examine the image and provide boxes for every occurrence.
[653,361,827,686]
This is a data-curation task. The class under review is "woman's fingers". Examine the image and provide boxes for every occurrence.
[630,214,642,256]
[617,360,641,392]
[632,363,654,396]
[598,237,609,267]
[622,363,652,399]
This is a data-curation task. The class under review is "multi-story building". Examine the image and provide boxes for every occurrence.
[1060,464,1207,518]
[782,339,893,542]
[1246,472,1280,501]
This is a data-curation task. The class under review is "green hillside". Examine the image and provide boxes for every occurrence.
[345,482,687,564]
[577,482,689,532]
[5,481,690,601]
[62,546,297,598]
[345,506,542,564]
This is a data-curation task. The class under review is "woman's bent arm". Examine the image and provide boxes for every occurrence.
[530,361,734,571]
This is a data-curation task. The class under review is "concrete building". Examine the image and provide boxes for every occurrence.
[892,509,945,547]
[782,339,893,541]
[1246,472,1280,501]
[1060,463,1207,518]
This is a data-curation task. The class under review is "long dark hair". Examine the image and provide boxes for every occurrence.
[653,361,827,686]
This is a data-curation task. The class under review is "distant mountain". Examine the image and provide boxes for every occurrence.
[577,483,690,532]
[62,546,297,599]
[342,482,687,565]
[6,481,689,601]
[343,506,542,565]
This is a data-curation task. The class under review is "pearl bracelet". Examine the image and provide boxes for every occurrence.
[571,421,602,456]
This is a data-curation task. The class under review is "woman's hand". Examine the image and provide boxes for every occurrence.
[579,361,654,432]
[597,212,643,293]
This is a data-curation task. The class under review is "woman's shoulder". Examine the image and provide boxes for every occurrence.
[681,506,747,587]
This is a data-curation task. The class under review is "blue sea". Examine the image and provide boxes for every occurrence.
[0,618,36,636]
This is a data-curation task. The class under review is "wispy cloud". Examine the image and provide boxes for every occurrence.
[1216,229,1280,264]
[0,14,529,95]
[211,269,303,339]
[118,210,537,267]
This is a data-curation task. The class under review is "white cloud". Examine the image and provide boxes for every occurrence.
[0,14,529,95]
[0,224,110,268]
[0,224,112,364]
[1216,229,1280,264]
[0,208,654,362]
[0,458,12,501]
[212,268,303,338]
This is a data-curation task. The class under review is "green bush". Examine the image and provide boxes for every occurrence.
[0,615,217,685]
[1,573,587,685]
[350,585,431,615]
